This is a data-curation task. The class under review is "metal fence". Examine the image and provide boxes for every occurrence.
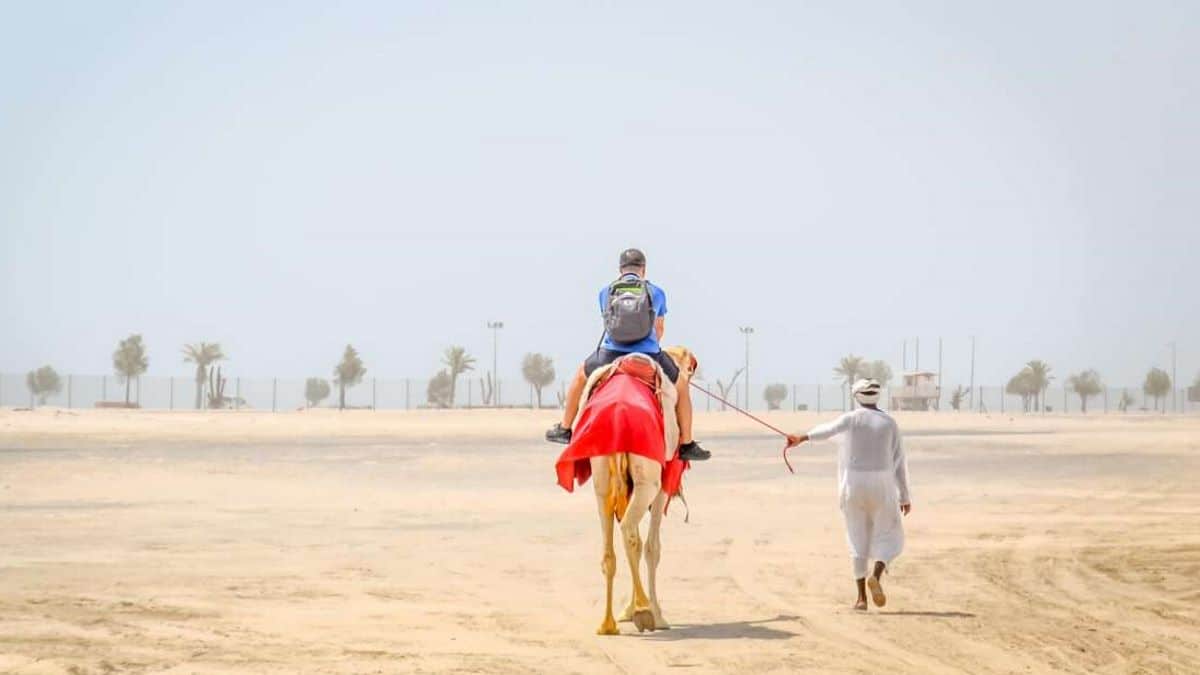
[2,373,1195,414]
[0,373,575,411]
[973,385,1194,415]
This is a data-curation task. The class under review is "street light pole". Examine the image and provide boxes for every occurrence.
[488,321,504,407]
[739,326,754,410]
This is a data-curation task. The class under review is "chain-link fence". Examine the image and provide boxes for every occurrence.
[694,382,1197,415]
[0,373,579,411]
[2,372,1195,414]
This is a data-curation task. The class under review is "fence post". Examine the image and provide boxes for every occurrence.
[272,378,277,413]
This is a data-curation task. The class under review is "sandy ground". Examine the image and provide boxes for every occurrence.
[1,408,1198,674]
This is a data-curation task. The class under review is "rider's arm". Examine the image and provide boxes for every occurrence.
[654,284,667,341]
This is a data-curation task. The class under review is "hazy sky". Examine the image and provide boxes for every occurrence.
[2,1,1197,389]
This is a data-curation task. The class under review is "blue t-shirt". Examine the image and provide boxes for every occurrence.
[598,274,668,354]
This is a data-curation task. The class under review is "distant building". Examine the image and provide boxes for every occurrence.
[890,371,941,411]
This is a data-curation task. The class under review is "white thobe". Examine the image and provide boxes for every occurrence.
[807,407,910,578]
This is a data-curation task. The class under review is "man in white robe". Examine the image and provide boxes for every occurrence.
[786,379,912,611]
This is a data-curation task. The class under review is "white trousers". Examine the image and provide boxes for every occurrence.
[839,469,905,579]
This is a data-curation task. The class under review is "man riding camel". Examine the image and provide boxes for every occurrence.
[546,248,709,462]
[786,379,911,611]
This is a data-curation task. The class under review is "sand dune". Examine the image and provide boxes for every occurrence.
[1,408,1197,673]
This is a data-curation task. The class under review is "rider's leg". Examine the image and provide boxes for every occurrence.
[657,351,709,460]
[674,374,694,445]
[548,351,614,443]
[560,365,587,428]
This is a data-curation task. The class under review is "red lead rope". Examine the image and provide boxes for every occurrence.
[688,381,797,474]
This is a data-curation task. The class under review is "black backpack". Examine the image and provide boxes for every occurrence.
[603,276,656,346]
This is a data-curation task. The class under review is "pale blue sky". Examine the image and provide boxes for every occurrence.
[2,1,1197,390]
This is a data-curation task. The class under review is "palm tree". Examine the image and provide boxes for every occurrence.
[1024,360,1053,412]
[763,383,788,410]
[427,370,453,408]
[441,346,476,408]
[521,353,556,408]
[25,365,62,407]
[1143,368,1171,413]
[304,378,331,408]
[113,334,149,405]
[334,345,366,410]
[834,355,865,408]
[182,342,225,409]
[1066,369,1102,414]
[862,360,893,388]
[1006,369,1037,412]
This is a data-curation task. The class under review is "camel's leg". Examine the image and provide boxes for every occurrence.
[645,489,670,629]
[621,455,661,633]
[618,597,636,623]
[591,456,619,636]
[618,489,668,627]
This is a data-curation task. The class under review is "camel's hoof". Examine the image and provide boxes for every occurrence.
[632,609,656,633]
[597,618,619,636]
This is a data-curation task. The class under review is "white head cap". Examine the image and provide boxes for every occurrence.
[852,378,881,405]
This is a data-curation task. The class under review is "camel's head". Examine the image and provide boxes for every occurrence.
[663,346,699,379]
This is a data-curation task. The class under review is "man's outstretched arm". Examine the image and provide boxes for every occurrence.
[786,412,853,448]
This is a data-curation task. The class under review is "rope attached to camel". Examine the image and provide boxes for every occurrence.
[687,382,797,474]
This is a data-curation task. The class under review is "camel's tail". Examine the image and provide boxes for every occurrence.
[605,454,632,522]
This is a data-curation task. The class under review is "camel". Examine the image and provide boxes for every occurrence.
[592,451,670,634]
[556,347,697,636]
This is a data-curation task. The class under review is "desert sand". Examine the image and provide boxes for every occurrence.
[1,407,1198,674]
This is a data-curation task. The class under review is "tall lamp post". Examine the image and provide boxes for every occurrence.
[739,326,754,410]
[488,321,504,407]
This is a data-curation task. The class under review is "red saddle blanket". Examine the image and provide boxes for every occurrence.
[554,371,689,500]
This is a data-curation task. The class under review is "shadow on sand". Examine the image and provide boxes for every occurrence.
[641,614,800,641]
[876,610,976,618]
